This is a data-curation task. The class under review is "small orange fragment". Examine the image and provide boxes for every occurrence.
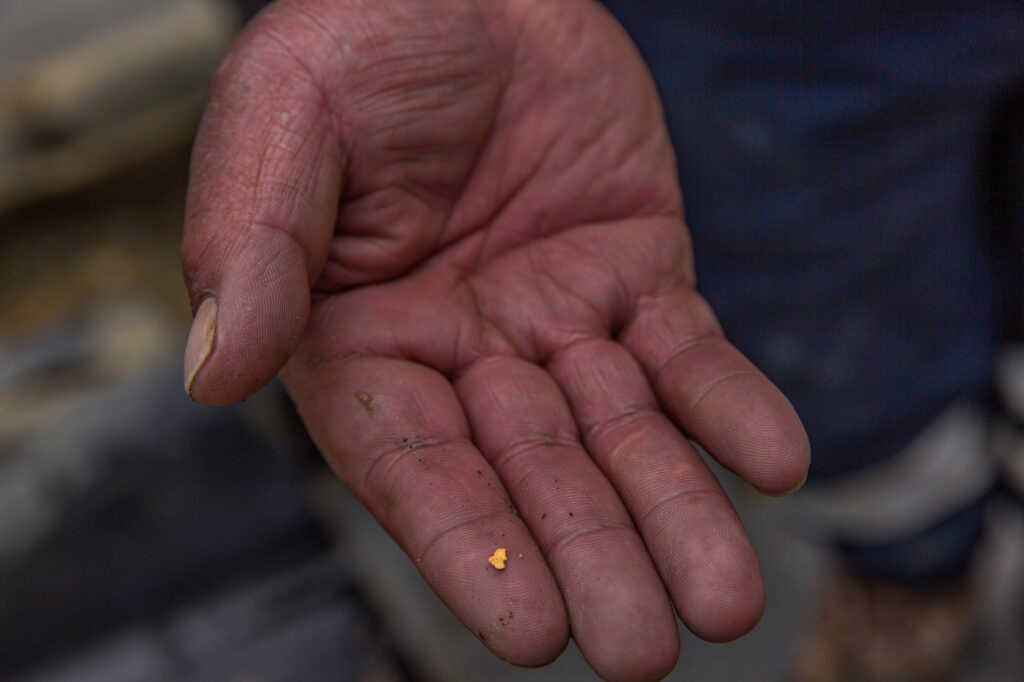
[488,547,508,570]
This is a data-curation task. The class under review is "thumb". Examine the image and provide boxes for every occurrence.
[181,9,344,405]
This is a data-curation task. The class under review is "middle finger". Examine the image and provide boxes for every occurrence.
[456,356,679,682]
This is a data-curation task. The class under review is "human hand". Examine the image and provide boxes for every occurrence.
[181,0,810,679]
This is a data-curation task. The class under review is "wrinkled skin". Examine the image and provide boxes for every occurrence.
[181,0,810,679]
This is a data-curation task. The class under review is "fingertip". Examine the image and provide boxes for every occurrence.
[490,565,570,667]
[743,393,811,497]
[587,620,679,682]
[685,577,765,643]
[455,542,570,668]
[489,605,570,668]
[695,375,811,497]
[567,550,680,682]
[761,460,810,498]
[679,529,766,643]
[648,491,766,645]
[184,236,311,406]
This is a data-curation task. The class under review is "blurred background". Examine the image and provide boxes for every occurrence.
[0,1,1022,681]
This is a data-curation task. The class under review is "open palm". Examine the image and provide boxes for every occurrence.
[182,1,809,679]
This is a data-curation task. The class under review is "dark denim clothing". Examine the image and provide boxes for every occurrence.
[603,0,1024,580]
[605,0,1024,481]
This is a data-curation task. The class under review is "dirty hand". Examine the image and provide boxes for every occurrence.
[181,0,809,679]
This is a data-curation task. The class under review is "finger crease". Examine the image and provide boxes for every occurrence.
[545,521,636,562]
[582,406,660,447]
[361,435,466,500]
[415,508,508,565]
[640,487,728,531]
[653,334,719,377]
[687,370,758,414]
[491,436,581,472]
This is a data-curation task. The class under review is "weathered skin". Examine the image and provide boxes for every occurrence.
[181,1,810,679]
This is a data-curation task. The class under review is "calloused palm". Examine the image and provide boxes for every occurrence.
[181,0,809,679]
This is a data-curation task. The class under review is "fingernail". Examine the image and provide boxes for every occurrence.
[184,297,217,398]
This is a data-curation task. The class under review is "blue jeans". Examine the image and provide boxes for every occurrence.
[605,0,1024,581]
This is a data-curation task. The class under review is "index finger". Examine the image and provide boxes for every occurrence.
[282,352,569,665]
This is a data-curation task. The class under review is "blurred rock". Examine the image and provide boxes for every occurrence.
[0,0,241,212]
[0,322,408,680]
[21,556,407,682]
